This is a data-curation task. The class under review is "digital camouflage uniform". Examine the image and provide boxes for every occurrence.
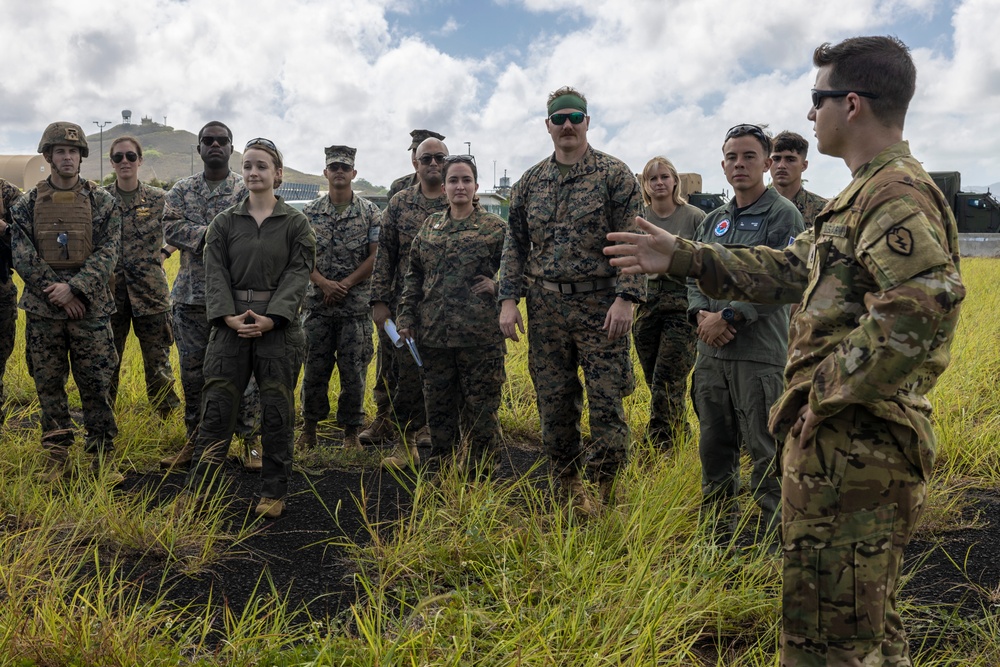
[185,198,315,500]
[789,186,828,227]
[163,172,260,439]
[497,145,642,481]
[631,202,704,449]
[387,173,417,201]
[0,179,22,424]
[301,192,380,428]
[10,178,122,453]
[386,129,445,201]
[397,206,507,466]
[664,142,964,666]
[106,183,180,414]
[688,188,804,539]
[369,184,448,429]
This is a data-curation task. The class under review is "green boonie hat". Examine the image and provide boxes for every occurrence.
[325,145,356,167]
[408,129,445,151]
[38,121,90,158]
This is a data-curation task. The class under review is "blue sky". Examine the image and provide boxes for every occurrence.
[1,0,997,194]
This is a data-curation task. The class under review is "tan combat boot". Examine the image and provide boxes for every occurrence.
[561,472,599,520]
[296,420,318,449]
[243,435,262,472]
[254,497,285,518]
[381,444,420,470]
[414,425,432,448]
[342,426,363,452]
[359,415,395,445]
[40,449,69,484]
[159,440,195,470]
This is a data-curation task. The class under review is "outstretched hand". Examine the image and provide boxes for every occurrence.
[604,216,678,275]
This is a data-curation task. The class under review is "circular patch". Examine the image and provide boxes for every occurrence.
[713,219,731,237]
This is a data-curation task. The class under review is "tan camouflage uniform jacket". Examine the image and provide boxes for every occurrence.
[302,192,381,317]
[790,186,829,227]
[370,184,448,309]
[397,206,506,348]
[497,145,643,302]
[107,183,171,316]
[666,142,964,477]
[10,178,121,319]
[163,171,248,306]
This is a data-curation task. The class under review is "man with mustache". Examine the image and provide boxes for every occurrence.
[770,130,828,226]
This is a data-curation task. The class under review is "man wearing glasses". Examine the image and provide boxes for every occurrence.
[688,124,803,547]
[10,122,122,481]
[297,145,381,450]
[387,129,446,200]
[498,86,642,518]
[161,121,260,470]
[104,135,180,419]
[367,137,449,466]
[605,36,963,667]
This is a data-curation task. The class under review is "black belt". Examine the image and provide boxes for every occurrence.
[233,289,272,302]
[539,277,617,295]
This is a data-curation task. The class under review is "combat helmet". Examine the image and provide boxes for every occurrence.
[37,122,90,158]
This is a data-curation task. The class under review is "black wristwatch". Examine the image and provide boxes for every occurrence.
[721,307,736,323]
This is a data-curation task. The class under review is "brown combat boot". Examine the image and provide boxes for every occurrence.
[40,450,70,484]
[254,497,285,519]
[381,444,420,470]
[342,426,363,452]
[159,440,195,470]
[414,425,432,448]
[243,435,262,472]
[561,472,599,520]
[296,420,318,449]
[359,415,395,445]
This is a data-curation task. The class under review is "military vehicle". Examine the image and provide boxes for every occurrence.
[678,173,726,214]
[930,171,1000,233]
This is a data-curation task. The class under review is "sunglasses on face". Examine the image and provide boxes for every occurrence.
[200,135,231,147]
[418,153,447,165]
[245,137,278,152]
[111,151,138,163]
[810,89,880,109]
[444,154,476,166]
[326,162,353,172]
[549,112,586,126]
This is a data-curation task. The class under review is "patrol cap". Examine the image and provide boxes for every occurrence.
[408,129,445,151]
[325,145,357,167]
[38,122,90,158]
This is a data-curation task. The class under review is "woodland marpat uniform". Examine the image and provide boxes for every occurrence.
[0,178,22,423]
[664,142,964,665]
[790,186,828,227]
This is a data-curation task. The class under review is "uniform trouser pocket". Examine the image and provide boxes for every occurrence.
[782,504,895,641]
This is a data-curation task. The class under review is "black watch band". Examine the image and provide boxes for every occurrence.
[721,307,736,323]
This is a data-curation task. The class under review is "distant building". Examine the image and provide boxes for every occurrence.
[0,155,50,190]
[478,192,509,220]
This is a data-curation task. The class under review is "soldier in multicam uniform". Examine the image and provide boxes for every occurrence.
[396,155,506,475]
[631,157,704,450]
[769,130,828,226]
[180,138,315,519]
[688,124,804,546]
[606,36,964,667]
[297,145,380,450]
[161,121,261,470]
[0,177,23,425]
[498,86,642,518]
[366,137,450,465]
[10,122,122,481]
[386,129,446,201]
[103,135,180,417]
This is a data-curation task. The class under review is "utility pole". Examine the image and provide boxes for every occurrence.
[493,160,497,189]
[93,120,112,182]
[464,141,471,155]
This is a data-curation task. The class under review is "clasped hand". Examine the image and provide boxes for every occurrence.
[225,309,274,338]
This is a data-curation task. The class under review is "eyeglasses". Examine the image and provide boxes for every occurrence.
[444,154,476,166]
[811,89,879,109]
[110,151,139,164]
[417,153,447,165]
[326,162,353,172]
[245,137,278,152]
[725,123,769,142]
[549,112,586,126]
[200,135,231,147]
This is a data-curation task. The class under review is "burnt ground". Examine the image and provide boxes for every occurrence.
[105,437,1000,646]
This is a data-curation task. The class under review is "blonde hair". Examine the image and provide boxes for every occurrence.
[244,142,283,189]
[640,156,686,208]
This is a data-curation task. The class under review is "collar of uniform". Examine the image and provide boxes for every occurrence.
[543,144,597,180]
[726,186,780,217]
[826,141,912,214]
[318,192,356,217]
[232,194,294,219]
[195,170,239,197]
[437,206,482,231]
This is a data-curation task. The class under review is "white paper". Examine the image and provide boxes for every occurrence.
[384,318,423,366]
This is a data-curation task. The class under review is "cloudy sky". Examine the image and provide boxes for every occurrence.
[3,0,998,197]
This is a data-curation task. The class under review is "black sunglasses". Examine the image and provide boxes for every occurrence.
[725,123,769,142]
[418,153,447,165]
[444,154,476,166]
[200,135,231,147]
[549,112,586,126]
[110,151,138,164]
[811,89,879,109]
[326,162,353,172]
[245,137,278,152]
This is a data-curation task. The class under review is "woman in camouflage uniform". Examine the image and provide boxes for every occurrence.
[396,156,506,476]
[181,138,314,518]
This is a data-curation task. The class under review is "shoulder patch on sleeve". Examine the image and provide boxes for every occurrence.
[885,226,913,255]
[858,195,951,290]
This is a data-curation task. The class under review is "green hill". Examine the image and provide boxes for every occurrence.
[80,121,382,193]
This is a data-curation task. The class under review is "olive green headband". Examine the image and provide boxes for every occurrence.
[547,94,587,116]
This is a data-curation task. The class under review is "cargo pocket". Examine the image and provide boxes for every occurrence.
[204,326,239,378]
[783,504,895,641]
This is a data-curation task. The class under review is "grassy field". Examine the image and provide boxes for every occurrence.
[0,257,997,665]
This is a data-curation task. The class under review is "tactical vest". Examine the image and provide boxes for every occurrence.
[33,179,94,269]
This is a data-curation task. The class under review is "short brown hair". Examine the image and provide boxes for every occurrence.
[813,36,915,128]
[772,131,808,157]
[640,156,686,208]
[547,86,587,108]
[244,140,284,189]
[109,135,142,158]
